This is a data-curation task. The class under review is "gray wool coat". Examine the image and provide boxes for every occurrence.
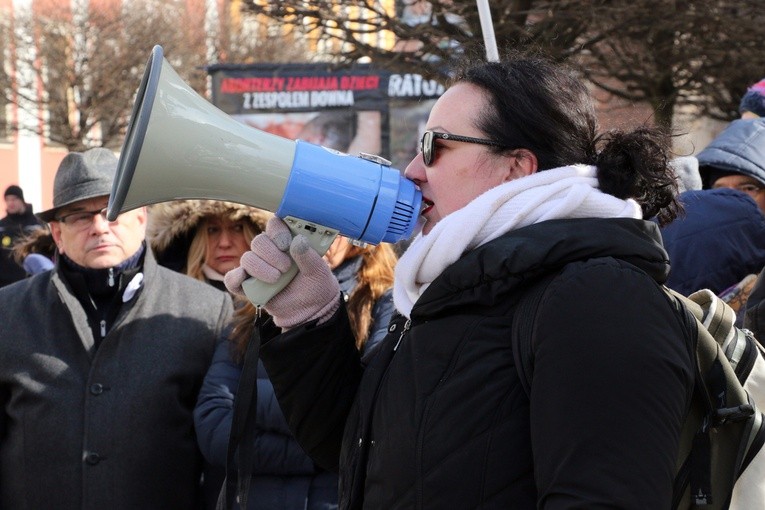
[0,249,232,510]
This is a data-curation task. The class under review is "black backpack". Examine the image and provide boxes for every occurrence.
[512,274,765,509]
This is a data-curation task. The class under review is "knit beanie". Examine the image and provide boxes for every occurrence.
[4,185,23,201]
[739,79,765,117]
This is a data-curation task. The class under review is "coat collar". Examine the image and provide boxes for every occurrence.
[411,218,668,319]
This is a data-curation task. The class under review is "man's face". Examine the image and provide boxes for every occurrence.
[49,196,147,269]
[712,174,765,214]
[4,195,25,215]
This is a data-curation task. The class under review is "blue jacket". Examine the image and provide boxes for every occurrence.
[660,188,765,295]
[697,118,765,187]
[194,255,395,510]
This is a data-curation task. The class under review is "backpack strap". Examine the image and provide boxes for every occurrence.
[684,289,765,382]
[663,287,757,509]
[216,318,263,510]
[667,288,755,423]
[679,289,737,351]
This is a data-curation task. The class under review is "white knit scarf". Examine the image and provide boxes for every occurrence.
[393,164,643,318]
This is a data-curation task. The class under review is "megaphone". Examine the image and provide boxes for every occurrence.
[108,45,421,305]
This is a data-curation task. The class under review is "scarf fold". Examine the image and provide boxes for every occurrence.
[393,165,643,317]
[202,263,226,283]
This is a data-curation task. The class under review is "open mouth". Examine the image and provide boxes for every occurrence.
[421,198,434,216]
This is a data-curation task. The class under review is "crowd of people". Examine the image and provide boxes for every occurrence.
[0,51,764,509]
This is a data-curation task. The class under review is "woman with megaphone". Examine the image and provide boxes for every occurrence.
[224,51,695,509]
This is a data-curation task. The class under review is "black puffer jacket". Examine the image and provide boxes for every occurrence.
[260,218,695,509]
[0,207,44,287]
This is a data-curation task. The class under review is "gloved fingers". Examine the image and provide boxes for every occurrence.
[240,250,290,284]
[224,267,247,296]
[250,233,293,274]
[263,216,293,251]
[289,235,333,278]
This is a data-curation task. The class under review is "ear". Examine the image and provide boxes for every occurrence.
[50,222,65,255]
[506,149,538,181]
[133,206,149,233]
[137,206,148,225]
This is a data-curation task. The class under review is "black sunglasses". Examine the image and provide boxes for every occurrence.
[419,130,507,166]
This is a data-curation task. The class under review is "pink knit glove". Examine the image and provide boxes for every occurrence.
[225,216,340,329]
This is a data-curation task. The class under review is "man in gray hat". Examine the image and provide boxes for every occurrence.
[0,147,233,509]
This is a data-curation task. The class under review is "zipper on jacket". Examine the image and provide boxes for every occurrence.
[107,268,115,287]
[393,318,411,351]
[99,320,106,338]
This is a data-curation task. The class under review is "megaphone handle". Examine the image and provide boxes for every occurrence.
[241,216,339,307]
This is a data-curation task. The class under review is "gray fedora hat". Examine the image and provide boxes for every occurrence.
[37,148,117,223]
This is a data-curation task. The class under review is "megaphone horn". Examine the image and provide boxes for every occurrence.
[108,45,421,305]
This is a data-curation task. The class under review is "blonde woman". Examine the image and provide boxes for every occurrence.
[149,198,397,508]
[147,200,270,291]
[194,235,397,510]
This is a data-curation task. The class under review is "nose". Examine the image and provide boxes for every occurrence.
[218,229,233,247]
[404,154,425,183]
[91,209,111,233]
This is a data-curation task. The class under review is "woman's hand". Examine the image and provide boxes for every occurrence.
[225,217,340,329]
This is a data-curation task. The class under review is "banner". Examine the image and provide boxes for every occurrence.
[207,63,445,170]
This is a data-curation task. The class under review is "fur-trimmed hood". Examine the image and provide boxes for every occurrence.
[147,200,271,269]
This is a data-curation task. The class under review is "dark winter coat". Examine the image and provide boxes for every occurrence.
[194,255,395,510]
[0,206,44,287]
[0,249,233,510]
[660,188,765,295]
[259,218,695,509]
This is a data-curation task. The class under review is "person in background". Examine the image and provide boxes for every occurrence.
[696,118,765,331]
[12,226,56,276]
[697,118,765,213]
[745,265,765,341]
[670,155,701,194]
[193,224,397,507]
[148,199,272,508]
[224,52,695,508]
[739,78,765,119]
[147,200,270,291]
[0,184,45,287]
[660,188,765,325]
[0,148,232,510]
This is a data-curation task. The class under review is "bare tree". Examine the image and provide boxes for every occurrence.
[238,1,590,78]
[577,0,765,129]
[0,1,201,151]
[0,0,312,152]
[239,0,765,129]
[217,10,313,65]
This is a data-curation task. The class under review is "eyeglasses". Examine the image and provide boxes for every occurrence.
[56,207,114,231]
[419,130,507,166]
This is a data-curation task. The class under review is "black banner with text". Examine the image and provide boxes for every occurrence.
[207,63,444,169]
